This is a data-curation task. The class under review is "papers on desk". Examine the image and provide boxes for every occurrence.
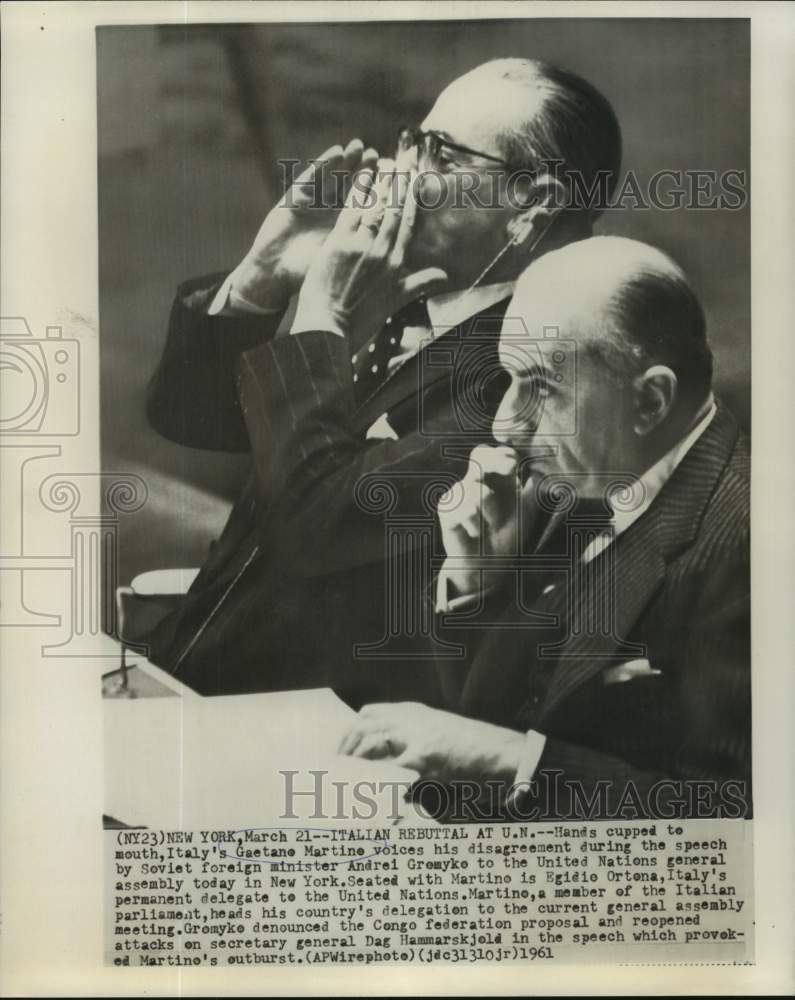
[104,686,419,829]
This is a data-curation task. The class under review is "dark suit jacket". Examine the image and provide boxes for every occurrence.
[434,402,751,819]
[144,274,510,702]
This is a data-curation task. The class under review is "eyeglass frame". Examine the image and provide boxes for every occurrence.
[397,125,531,174]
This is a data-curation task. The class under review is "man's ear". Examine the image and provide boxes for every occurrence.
[632,365,678,435]
[506,173,567,250]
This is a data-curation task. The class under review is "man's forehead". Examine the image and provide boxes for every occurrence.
[505,266,615,343]
[423,75,543,146]
[500,294,589,345]
[498,332,568,371]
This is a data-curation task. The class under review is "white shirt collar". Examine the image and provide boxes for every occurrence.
[608,394,718,539]
[426,281,516,332]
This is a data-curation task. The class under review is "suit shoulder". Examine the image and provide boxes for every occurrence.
[695,431,750,560]
[713,429,749,515]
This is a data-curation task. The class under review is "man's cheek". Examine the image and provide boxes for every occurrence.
[412,206,449,250]
[534,402,565,438]
[415,172,453,213]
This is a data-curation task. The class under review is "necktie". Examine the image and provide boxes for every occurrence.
[351,297,430,394]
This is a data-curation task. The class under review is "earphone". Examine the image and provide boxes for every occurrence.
[463,206,562,296]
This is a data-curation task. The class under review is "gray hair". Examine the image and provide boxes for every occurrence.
[605,264,713,400]
[516,236,714,402]
[464,58,622,219]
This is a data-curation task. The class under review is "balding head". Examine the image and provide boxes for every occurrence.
[512,236,712,402]
[494,237,713,488]
[408,58,622,287]
[434,59,623,219]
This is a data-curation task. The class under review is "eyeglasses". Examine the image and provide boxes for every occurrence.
[397,125,520,172]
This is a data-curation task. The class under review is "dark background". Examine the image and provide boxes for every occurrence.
[98,18,750,587]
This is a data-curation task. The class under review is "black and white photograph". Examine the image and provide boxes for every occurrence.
[2,2,793,994]
[100,16,750,820]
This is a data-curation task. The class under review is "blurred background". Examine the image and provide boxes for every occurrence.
[98,18,750,588]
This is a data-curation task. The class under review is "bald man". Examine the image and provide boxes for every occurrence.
[340,237,751,821]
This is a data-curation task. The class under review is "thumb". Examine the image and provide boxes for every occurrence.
[398,268,448,305]
[393,749,424,774]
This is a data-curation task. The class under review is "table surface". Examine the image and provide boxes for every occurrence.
[102,639,424,829]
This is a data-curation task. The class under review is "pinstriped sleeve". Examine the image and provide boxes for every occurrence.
[236,329,468,575]
[147,274,285,452]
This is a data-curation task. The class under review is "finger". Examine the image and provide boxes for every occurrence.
[335,142,378,208]
[397,267,448,304]
[484,470,520,519]
[481,484,512,531]
[395,143,418,175]
[360,146,379,170]
[370,160,396,215]
[360,159,397,234]
[456,474,512,534]
[359,702,389,718]
[341,137,364,165]
[334,167,377,235]
[353,734,395,760]
[337,726,364,755]
[309,140,364,207]
[437,481,466,516]
[338,705,387,753]
[458,508,483,541]
[393,748,425,773]
[392,168,420,261]
[482,447,519,490]
[339,717,379,755]
[453,480,487,540]
[466,444,518,484]
[479,450,520,519]
[443,520,478,551]
[293,144,344,186]
[373,170,410,253]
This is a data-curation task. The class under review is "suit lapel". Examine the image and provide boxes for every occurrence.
[538,516,664,718]
[354,336,445,427]
[539,402,740,719]
[353,299,510,428]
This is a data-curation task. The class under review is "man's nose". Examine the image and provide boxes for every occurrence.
[492,391,539,445]
[492,405,528,445]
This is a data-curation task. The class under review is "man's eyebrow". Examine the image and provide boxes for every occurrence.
[499,351,555,378]
[431,129,466,151]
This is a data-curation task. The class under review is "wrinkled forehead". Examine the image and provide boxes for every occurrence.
[497,325,581,375]
[422,75,544,152]
[497,282,608,374]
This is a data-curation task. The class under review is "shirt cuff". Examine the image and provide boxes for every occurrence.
[504,730,547,813]
[289,301,347,338]
[513,730,547,785]
[208,275,284,317]
[434,563,489,613]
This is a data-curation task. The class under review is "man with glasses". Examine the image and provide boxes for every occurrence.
[143,58,622,700]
